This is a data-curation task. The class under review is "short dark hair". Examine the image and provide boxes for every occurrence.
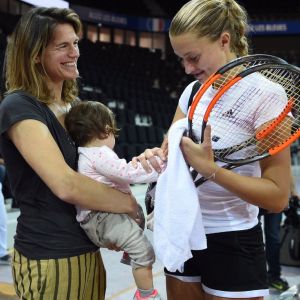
[65,101,119,146]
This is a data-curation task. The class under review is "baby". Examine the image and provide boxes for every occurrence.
[65,101,164,300]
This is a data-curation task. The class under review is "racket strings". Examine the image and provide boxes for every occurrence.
[213,59,279,90]
[191,59,280,142]
[202,67,300,163]
[260,68,300,97]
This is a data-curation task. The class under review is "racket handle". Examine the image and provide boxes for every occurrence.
[194,164,241,187]
[191,169,198,180]
[194,177,207,187]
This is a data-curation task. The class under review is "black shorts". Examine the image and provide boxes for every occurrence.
[165,224,269,298]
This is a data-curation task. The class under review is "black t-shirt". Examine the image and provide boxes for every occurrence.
[0,92,97,259]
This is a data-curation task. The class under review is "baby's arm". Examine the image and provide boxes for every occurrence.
[94,147,165,185]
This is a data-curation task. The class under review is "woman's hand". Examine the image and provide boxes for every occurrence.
[132,147,166,173]
[146,211,154,231]
[124,193,139,220]
[180,125,217,177]
[128,203,145,229]
[161,137,168,157]
[106,243,122,251]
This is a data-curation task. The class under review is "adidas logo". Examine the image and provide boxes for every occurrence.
[222,109,234,118]
[212,135,220,142]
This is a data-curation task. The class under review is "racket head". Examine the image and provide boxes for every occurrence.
[200,62,300,165]
[188,54,287,142]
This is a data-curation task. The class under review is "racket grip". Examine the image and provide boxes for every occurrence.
[183,129,199,180]
[194,171,217,186]
[191,169,198,180]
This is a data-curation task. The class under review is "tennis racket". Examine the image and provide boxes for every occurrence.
[188,54,287,140]
[188,62,300,187]
[145,55,288,212]
[187,54,287,180]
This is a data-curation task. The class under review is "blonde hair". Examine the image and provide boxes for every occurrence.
[4,7,82,104]
[169,0,249,56]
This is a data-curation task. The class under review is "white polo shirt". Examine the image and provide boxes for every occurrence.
[179,74,287,234]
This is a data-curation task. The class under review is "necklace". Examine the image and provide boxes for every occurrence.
[49,102,71,117]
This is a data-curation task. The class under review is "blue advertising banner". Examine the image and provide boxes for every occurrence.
[249,21,300,35]
[71,4,300,35]
[70,4,171,33]
[70,4,136,29]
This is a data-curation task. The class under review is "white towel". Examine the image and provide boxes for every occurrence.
[153,118,207,273]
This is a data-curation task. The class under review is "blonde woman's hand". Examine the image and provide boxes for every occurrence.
[180,125,216,177]
[161,137,168,157]
[132,147,166,173]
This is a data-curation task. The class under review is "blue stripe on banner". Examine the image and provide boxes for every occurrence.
[249,21,300,35]
[70,4,300,35]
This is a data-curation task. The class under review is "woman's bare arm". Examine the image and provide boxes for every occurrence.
[8,119,137,214]
[180,126,290,213]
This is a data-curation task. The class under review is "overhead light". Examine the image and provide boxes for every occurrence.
[20,0,69,8]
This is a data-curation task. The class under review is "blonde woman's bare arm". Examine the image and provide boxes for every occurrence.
[180,126,290,213]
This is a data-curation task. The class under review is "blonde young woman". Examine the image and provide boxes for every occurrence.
[0,7,143,299]
[137,0,291,299]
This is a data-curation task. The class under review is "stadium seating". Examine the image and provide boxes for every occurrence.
[0,5,299,160]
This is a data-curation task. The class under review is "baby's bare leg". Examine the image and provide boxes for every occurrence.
[132,265,154,290]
